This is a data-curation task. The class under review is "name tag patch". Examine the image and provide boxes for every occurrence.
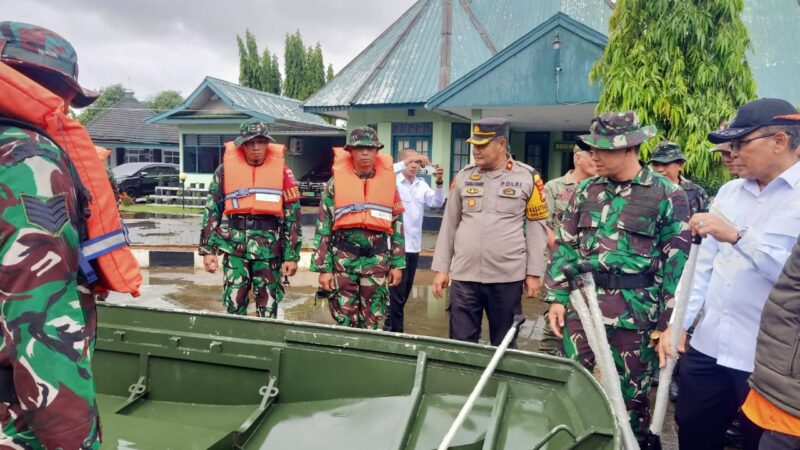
[255,193,281,202]
[370,209,392,221]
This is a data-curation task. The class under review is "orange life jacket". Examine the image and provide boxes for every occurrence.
[0,61,141,296]
[222,141,285,217]
[332,147,396,234]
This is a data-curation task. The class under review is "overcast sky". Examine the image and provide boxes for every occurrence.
[4,0,418,100]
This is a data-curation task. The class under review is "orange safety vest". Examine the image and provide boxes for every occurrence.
[0,61,141,296]
[332,147,396,234]
[222,141,285,217]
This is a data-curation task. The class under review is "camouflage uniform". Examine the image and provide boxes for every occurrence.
[649,141,709,214]
[546,112,691,441]
[0,21,103,450]
[679,176,709,215]
[199,121,302,318]
[543,170,580,230]
[311,127,406,329]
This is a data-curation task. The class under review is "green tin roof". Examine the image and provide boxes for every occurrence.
[303,0,612,112]
[148,76,342,132]
[427,13,606,109]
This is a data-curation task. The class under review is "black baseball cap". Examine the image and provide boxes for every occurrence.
[708,98,799,144]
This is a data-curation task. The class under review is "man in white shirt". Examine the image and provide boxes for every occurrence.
[658,98,800,450]
[385,149,445,332]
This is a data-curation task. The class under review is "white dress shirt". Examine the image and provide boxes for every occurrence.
[683,161,800,372]
[394,162,445,253]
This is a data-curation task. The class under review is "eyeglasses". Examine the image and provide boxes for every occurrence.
[730,133,777,152]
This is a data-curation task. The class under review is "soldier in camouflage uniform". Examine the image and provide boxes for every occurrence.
[311,127,405,329]
[0,22,102,449]
[649,141,710,214]
[540,145,597,356]
[199,119,302,318]
[544,112,691,444]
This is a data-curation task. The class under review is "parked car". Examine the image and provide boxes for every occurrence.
[112,162,180,198]
[298,163,332,205]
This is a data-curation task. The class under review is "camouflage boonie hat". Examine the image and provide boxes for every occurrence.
[234,119,275,146]
[345,126,384,150]
[648,141,686,164]
[576,111,657,151]
[0,21,99,107]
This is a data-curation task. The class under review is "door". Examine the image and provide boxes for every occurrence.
[524,132,550,176]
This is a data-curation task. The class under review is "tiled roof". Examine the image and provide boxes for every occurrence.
[86,97,178,146]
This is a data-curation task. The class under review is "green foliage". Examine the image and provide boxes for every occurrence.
[590,0,757,185]
[284,31,306,99]
[77,84,130,125]
[326,64,335,83]
[304,43,326,99]
[143,90,183,113]
[237,30,258,88]
[120,192,135,206]
[261,52,282,95]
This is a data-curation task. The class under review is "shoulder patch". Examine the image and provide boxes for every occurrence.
[526,173,549,220]
[21,194,70,235]
[514,160,536,173]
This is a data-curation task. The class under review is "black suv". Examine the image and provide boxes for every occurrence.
[112,162,180,198]
[298,163,332,205]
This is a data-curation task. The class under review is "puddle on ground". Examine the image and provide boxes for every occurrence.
[124,269,549,353]
[121,212,196,220]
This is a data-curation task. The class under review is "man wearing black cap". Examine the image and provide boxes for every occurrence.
[658,98,800,450]
[431,118,549,347]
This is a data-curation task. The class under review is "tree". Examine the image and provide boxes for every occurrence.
[144,90,184,113]
[77,84,130,125]
[237,30,264,90]
[590,0,757,185]
[326,64,335,83]
[260,50,282,95]
[303,43,326,100]
[283,31,306,99]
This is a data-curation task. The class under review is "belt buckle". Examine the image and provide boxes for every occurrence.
[235,188,250,198]
[246,217,256,229]
[351,203,366,213]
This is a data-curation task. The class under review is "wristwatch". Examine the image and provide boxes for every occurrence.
[734,227,748,245]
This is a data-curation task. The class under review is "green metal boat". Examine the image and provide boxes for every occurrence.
[95,303,619,449]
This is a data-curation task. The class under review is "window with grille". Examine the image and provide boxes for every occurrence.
[182,134,238,173]
[450,123,471,179]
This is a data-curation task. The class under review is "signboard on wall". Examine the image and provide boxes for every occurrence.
[288,137,303,156]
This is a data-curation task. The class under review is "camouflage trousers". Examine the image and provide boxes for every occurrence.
[0,290,101,449]
[562,315,656,441]
[328,272,389,329]
[538,312,565,357]
[222,254,283,318]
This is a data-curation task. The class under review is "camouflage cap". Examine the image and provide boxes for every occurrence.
[234,119,275,147]
[345,126,384,150]
[648,141,686,164]
[0,21,99,107]
[576,111,657,151]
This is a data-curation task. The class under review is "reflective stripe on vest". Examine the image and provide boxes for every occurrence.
[225,187,284,209]
[334,202,394,221]
[79,227,130,283]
